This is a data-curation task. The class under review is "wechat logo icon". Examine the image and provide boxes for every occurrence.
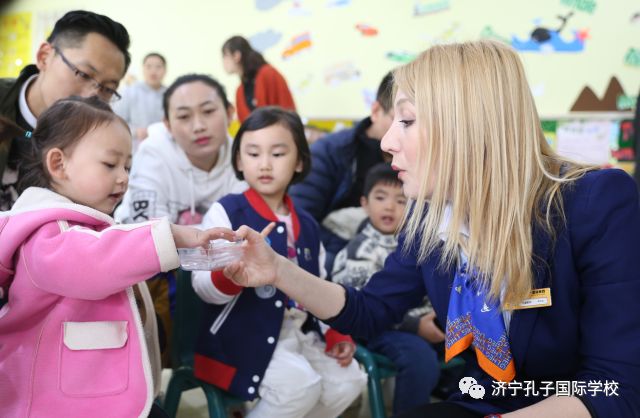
[459,376,485,399]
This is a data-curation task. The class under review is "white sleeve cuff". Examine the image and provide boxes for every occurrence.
[151,218,179,271]
[192,270,235,304]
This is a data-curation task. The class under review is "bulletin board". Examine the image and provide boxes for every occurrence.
[304,114,636,173]
[1,0,639,120]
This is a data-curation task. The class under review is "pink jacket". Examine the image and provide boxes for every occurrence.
[0,188,180,418]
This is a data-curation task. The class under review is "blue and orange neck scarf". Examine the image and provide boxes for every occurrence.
[445,264,516,382]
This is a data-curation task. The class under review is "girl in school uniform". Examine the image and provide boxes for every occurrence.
[192,106,366,418]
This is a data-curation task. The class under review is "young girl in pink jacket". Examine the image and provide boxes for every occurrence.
[0,96,234,418]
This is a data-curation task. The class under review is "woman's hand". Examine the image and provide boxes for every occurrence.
[170,224,236,249]
[327,342,356,367]
[223,223,280,288]
[417,312,446,343]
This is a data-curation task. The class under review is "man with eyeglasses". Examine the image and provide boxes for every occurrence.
[0,10,131,210]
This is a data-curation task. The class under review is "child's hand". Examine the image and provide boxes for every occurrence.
[170,224,237,249]
[224,223,281,288]
[417,312,445,343]
[327,341,356,367]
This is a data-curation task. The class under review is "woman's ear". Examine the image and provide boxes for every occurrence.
[226,104,236,126]
[45,148,67,181]
[295,159,303,173]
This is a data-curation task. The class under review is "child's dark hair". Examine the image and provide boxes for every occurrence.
[376,72,395,113]
[1,96,128,193]
[163,74,231,119]
[231,106,311,184]
[222,36,267,84]
[47,10,131,72]
[143,52,166,66]
[363,162,402,198]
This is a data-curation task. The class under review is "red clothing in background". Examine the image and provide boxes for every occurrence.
[236,64,296,122]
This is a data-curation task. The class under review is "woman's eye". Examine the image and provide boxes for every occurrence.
[399,119,415,128]
[273,153,285,157]
[247,153,259,158]
[103,162,116,169]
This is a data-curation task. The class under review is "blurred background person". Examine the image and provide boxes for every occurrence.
[114,52,167,152]
[222,35,295,122]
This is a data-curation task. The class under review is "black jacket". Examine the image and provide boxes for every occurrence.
[0,64,38,181]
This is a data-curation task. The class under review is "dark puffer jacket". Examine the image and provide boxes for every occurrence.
[290,117,377,273]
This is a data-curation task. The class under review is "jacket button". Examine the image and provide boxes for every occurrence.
[248,386,255,394]
[253,375,260,383]
[267,336,275,344]
[275,300,283,308]
[276,226,285,234]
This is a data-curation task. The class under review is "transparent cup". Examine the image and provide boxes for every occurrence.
[178,239,244,271]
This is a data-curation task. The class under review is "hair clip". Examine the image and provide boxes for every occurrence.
[24,131,32,138]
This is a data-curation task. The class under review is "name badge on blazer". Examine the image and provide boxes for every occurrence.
[504,288,552,310]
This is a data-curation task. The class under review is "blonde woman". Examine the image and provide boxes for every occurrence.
[220,41,640,417]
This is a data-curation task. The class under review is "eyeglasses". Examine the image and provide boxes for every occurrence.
[53,46,122,102]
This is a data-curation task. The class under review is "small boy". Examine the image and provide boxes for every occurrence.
[332,162,442,415]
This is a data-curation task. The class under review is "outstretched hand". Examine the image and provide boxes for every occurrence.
[223,223,280,288]
[170,224,237,249]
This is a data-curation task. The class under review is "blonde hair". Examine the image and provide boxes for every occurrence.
[394,40,595,308]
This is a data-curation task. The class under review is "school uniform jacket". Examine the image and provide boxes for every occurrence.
[192,189,353,400]
[327,169,640,418]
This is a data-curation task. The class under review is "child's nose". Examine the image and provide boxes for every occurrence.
[259,155,272,169]
[118,170,129,184]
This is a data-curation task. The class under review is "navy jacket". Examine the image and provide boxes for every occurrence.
[194,190,351,400]
[290,118,378,271]
[327,169,640,417]
[633,91,640,188]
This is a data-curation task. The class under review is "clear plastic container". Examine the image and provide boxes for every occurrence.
[178,239,244,271]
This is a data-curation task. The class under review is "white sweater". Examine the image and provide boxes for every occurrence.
[115,122,246,225]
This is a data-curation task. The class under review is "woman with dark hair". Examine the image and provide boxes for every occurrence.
[116,73,245,226]
[222,36,296,122]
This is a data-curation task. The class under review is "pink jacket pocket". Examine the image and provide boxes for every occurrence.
[59,321,130,397]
